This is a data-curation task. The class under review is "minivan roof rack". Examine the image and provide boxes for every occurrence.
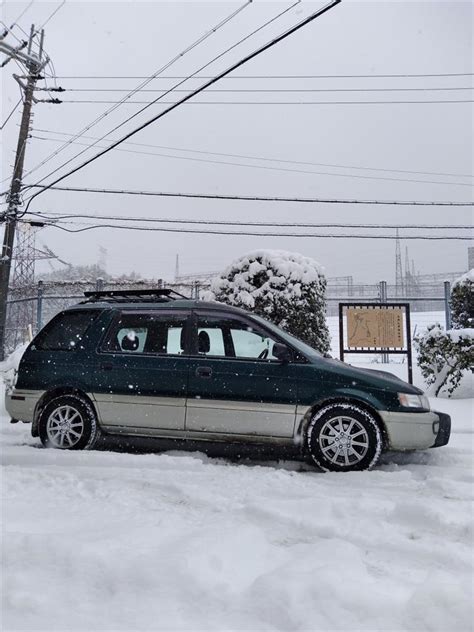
[82,288,189,303]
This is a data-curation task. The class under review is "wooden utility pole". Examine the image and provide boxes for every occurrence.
[0,26,46,360]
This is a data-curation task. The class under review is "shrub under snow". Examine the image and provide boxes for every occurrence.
[210,250,330,354]
[415,324,473,397]
[450,268,473,329]
[416,270,474,397]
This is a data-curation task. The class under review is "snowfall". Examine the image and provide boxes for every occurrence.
[1,330,473,631]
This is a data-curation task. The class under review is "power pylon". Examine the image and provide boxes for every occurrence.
[404,246,411,295]
[174,254,180,282]
[7,222,40,348]
[395,229,403,297]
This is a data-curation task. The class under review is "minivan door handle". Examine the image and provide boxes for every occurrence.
[196,366,212,378]
[100,362,114,371]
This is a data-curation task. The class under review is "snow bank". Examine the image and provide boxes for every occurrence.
[0,343,28,406]
[0,343,27,376]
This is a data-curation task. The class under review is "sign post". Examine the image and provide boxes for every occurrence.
[338,302,413,384]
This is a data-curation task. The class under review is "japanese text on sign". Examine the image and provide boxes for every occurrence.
[346,308,404,349]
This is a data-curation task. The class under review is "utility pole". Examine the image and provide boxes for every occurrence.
[0,25,48,360]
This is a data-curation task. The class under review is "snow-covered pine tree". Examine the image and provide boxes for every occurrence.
[210,250,330,354]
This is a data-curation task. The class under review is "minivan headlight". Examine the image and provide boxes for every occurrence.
[398,392,430,410]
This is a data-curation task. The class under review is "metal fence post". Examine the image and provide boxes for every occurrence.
[36,280,44,333]
[444,281,452,330]
[379,280,388,363]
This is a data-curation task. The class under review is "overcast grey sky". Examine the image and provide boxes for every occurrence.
[1,0,472,283]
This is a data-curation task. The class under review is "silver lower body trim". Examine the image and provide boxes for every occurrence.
[92,393,186,430]
[185,398,296,437]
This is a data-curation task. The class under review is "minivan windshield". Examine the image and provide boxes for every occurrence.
[251,314,324,360]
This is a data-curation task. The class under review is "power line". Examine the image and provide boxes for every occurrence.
[59,86,474,93]
[0,19,25,45]
[27,210,472,228]
[49,72,474,79]
[29,220,473,240]
[20,0,341,211]
[24,137,474,187]
[35,0,66,32]
[7,0,35,28]
[21,1,302,195]
[11,22,33,40]
[18,0,254,186]
[20,185,473,206]
[0,98,22,130]
[31,128,474,179]
[59,99,474,105]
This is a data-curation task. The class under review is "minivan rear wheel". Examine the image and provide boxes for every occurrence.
[38,394,100,450]
[307,403,382,472]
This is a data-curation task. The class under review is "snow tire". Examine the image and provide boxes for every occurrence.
[307,403,382,472]
[38,394,100,451]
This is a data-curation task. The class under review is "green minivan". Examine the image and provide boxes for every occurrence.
[5,289,450,472]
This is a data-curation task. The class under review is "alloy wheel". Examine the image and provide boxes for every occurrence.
[318,415,370,467]
[46,405,85,449]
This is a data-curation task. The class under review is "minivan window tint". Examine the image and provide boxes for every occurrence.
[33,310,100,351]
[103,313,187,355]
[197,316,279,360]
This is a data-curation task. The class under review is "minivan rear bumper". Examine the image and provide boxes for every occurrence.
[4,389,43,423]
[380,409,451,450]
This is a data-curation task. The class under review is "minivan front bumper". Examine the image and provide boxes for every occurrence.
[380,409,451,450]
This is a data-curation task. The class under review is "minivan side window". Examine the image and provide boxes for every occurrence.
[32,310,100,351]
[102,312,187,355]
[196,315,279,360]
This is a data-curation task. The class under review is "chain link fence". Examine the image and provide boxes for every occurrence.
[5,278,451,358]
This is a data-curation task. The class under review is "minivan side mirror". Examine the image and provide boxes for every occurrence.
[273,342,291,363]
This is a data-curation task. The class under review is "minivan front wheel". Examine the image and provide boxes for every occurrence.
[38,394,100,450]
[307,403,382,472]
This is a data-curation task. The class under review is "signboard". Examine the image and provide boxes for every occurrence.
[347,307,404,349]
[338,303,412,384]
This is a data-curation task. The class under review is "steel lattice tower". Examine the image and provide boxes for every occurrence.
[395,229,403,297]
[7,222,38,348]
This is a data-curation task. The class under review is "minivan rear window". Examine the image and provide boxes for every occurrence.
[32,310,100,351]
[102,312,187,355]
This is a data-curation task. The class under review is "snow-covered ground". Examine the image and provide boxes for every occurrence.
[1,375,473,631]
